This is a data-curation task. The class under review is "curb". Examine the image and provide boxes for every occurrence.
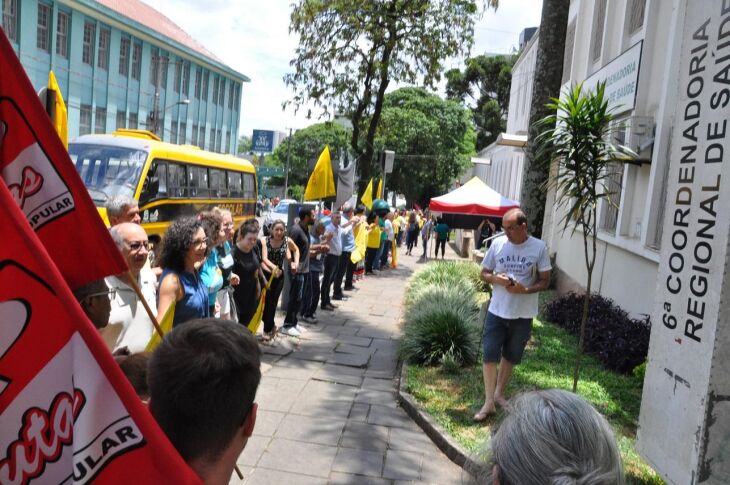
[397,362,483,477]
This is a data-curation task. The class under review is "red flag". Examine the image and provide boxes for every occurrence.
[0,181,201,484]
[0,29,126,289]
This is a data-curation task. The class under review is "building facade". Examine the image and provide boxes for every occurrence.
[1,0,247,154]
[541,0,676,318]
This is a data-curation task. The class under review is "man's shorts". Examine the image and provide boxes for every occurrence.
[482,312,533,364]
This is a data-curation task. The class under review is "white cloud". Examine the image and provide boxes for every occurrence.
[145,0,542,139]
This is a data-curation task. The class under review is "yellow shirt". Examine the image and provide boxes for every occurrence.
[367,224,382,248]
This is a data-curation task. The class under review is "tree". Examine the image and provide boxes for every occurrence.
[537,82,634,392]
[268,122,351,188]
[286,0,495,193]
[445,54,516,150]
[237,135,252,154]
[372,87,474,206]
[519,0,570,236]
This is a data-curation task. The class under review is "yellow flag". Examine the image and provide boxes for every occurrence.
[351,222,369,263]
[47,71,68,149]
[391,239,398,268]
[247,273,276,335]
[361,177,374,210]
[304,145,336,201]
[376,178,383,199]
[145,300,175,352]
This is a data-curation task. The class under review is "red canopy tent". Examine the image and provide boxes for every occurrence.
[429,176,519,229]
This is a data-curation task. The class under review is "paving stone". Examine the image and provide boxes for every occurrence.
[327,472,391,485]
[388,427,441,454]
[257,438,338,478]
[382,450,423,481]
[274,414,346,446]
[362,377,395,392]
[265,361,322,380]
[251,410,285,437]
[336,335,374,347]
[312,367,364,387]
[348,402,370,422]
[368,405,417,429]
[255,385,299,413]
[260,353,281,366]
[354,389,396,407]
[419,453,473,484]
[243,467,327,485]
[334,325,361,336]
[339,421,390,453]
[289,349,336,363]
[328,352,371,368]
[260,343,293,356]
[332,448,384,477]
[236,435,269,467]
[364,369,398,379]
[357,327,394,339]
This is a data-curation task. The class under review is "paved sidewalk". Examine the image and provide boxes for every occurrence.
[233,241,475,484]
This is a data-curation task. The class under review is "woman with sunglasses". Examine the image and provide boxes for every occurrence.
[198,210,226,316]
[157,217,210,326]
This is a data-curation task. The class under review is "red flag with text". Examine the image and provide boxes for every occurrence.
[0,29,126,289]
[0,182,201,484]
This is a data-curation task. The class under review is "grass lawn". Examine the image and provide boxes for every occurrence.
[404,293,664,484]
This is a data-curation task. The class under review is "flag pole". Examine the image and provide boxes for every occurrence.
[125,270,165,338]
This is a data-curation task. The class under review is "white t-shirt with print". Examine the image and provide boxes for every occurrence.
[481,235,551,319]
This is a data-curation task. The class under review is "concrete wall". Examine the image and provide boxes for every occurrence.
[6,0,243,154]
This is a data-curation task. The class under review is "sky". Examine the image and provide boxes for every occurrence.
[145,0,544,139]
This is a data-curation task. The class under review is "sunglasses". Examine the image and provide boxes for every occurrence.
[127,240,150,251]
[85,288,117,301]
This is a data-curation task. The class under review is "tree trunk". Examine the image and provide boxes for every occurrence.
[520,0,569,237]
[573,211,598,392]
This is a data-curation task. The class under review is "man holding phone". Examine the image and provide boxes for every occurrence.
[474,208,551,422]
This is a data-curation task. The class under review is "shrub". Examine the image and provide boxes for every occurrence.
[401,296,481,367]
[409,260,486,292]
[405,279,475,310]
[542,292,651,374]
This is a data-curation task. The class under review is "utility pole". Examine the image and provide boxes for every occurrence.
[284,127,292,198]
[152,54,164,136]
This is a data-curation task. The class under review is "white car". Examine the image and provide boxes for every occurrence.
[264,199,298,231]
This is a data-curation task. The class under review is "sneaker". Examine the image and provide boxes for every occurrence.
[332,294,348,301]
[321,303,337,311]
[295,324,308,333]
[281,326,301,337]
[343,286,358,291]
[301,315,319,324]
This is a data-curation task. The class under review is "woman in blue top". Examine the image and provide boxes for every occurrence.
[434,217,449,259]
[156,217,210,326]
[199,210,226,316]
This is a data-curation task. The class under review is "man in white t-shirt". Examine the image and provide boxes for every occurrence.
[474,208,551,421]
[103,223,157,354]
[320,212,342,310]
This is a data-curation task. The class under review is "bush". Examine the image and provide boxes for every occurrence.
[405,279,475,309]
[409,260,486,292]
[401,296,481,367]
[542,292,651,374]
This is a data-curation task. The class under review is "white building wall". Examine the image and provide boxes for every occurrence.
[544,0,679,317]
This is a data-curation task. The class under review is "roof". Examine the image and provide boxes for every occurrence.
[80,0,248,81]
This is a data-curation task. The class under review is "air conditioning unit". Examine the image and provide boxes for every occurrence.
[626,116,655,163]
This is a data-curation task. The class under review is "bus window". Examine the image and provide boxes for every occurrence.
[140,160,167,204]
[188,165,209,197]
[68,144,148,204]
[227,171,243,197]
[243,172,256,200]
[210,168,227,198]
[168,163,186,198]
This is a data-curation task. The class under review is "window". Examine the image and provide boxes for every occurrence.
[235,85,240,110]
[36,2,51,52]
[188,165,209,197]
[167,163,186,197]
[562,22,576,84]
[95,107,107,133]
[182,63,190,95]
[56,11,69,58]
[194,67,201,99]
[591,0,607,62]
[82,21,95,65]
[150,48,159,85]
[198,127,205,148]
[212,76,219,105]
[128,112,138,129]
[174,61,181,93]
[179,122,186,144]
[170,122,178,144]
[243,173,256,199]
[210,128,216,150]
[219,79,225,106]
[2,0,17,42]
[202,71,209,101]
[116,110,126,129]
[97,27,110,70]
[119,37,130,76]
[598,162,623,233]
[131,42,141,80]
[216,129,222,152]
[191,124,198,146]
[79,105,92,135]
[210,168,227,197]
[627,0,646,35]
[227,171,243,197]
[224,130,230,154]
[141,160,167,202]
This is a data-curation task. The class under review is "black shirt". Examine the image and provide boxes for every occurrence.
[289,222,310,274]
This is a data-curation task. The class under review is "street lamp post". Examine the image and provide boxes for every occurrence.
[150,54,188,138]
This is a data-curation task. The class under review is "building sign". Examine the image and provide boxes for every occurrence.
[252,129,274,153]
[639,3,730,484]
[584,41,643,115]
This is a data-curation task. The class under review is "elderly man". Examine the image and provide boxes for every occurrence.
[106,194,141,226]
[320,211,342,310]
[103,222,156,353]
[334,203,359,297]
[474,208,552,421]
[73,279,113,330]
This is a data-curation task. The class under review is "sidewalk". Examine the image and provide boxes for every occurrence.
[234,240,474,484]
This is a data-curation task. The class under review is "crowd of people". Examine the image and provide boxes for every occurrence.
[69,196,626,484]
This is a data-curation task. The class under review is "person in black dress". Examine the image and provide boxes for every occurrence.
[232,221,262,326]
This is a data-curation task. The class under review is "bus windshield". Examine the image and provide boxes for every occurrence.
[69,144,148,203]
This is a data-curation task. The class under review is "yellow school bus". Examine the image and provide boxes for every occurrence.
[69,129,256,243]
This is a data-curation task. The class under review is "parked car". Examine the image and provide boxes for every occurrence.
[263,199,298,232]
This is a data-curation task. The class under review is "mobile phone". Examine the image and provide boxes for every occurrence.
[508,275,517,286]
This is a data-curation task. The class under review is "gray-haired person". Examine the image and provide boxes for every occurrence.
[487,389,625,485]
[106,194,141,226]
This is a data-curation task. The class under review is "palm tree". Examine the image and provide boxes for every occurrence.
[537,81,635,392]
